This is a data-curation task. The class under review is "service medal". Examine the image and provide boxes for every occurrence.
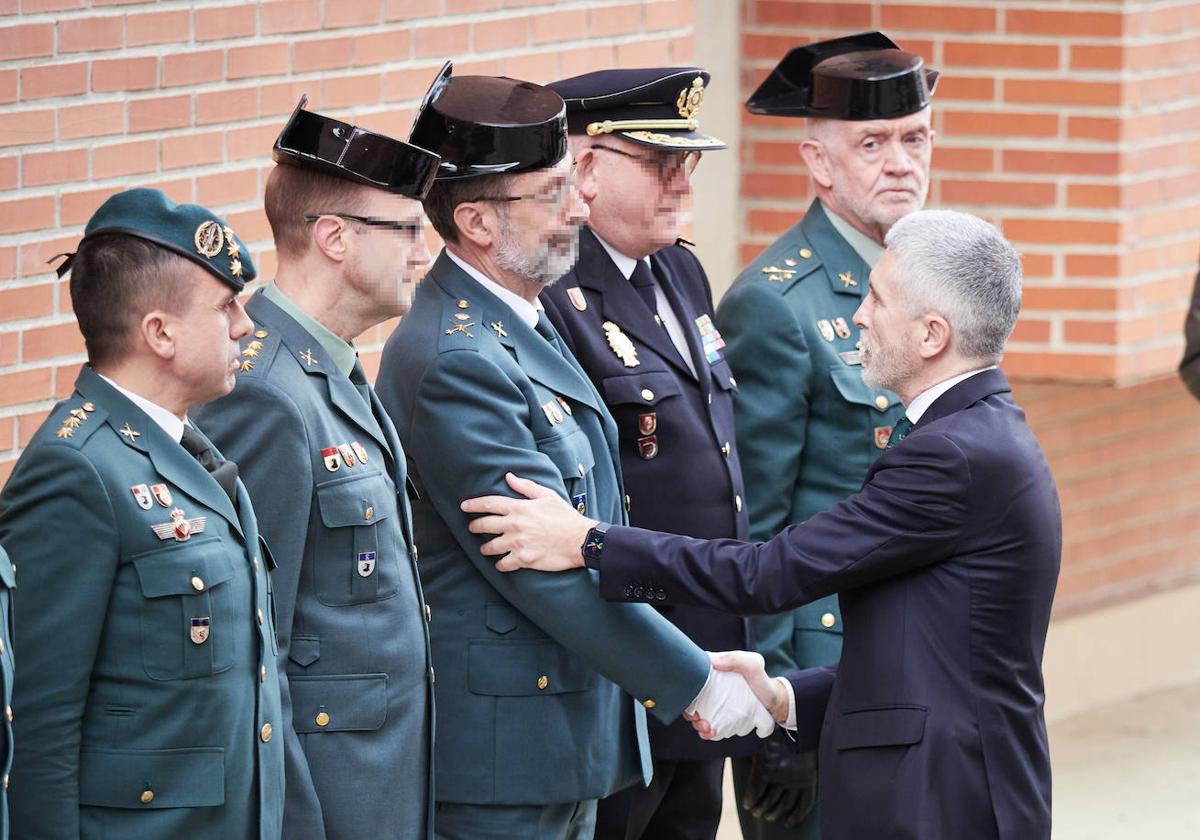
[190,617,211,645]
[351,441,369,464]
[817,319,835,342]
[603,321,640,368]
[358,550,377,578]
[150,483,172,507]
[131,484,153,510]
[322,446,341,472]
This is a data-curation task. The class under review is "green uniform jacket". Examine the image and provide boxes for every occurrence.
[195,291,435,839]
[716,199,905,676]
[0,366,284,839]
[375,252,710,806]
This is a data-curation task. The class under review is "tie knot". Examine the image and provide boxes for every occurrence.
[628,259,656,288]
[886,416,913,449]
[179,424,210,460]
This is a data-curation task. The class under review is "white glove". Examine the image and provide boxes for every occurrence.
[685,667,776,740]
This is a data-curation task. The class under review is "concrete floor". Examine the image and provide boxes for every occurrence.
[716,681,1200,839]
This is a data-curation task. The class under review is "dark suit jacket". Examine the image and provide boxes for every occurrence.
[541,228,754,760]
[1178,260,1200,399]
[593,369,1062,840]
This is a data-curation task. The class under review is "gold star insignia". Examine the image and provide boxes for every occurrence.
[70,408,87,420]
[490,321,507,338]
[241,346,259,358]
[238,360,255,372]
[119,423,141,440]
[246,340,263,351]
[55,426,74,439]
[299,349,318,367]
[230,258,243,278]
[62,416,81,429]
[838,271,857,288]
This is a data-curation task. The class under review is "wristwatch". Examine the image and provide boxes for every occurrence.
[581,521,611,568]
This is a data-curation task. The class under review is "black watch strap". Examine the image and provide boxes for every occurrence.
[581,521,611,567]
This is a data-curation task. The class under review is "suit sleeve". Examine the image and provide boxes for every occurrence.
[195,381,326,838]
[0,446,119,840]
[595,431,972,615]
[410,350,710,722]
[1179,265,1200,400]
[716,281,813,673]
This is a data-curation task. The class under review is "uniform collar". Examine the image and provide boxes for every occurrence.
[593,233,649,281]
[825,207,885,268]
[445,248,542,328]
[97,372,186,442]
[261,281,357,376]
[905,366,997,424]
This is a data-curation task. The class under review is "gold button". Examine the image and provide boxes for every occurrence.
[412,544,419,562]
[3,773,8,790]
[735,495,743,513]
[721,442,730,457]
[5,705,11,723]
[255,330,269,339]
[257,609,264,625]
[456,299,469,309]
[424,605,432,622]
[537,675,549,690]
[643,699,656,710]
[260,723,273,742]
[799,248,812,259]
[640,388,654,401]
[315,711,330,727]
[874,395,889,410]
[624,494,631,511]
[140,789,154,804]
[577,463,585,477]
[260,665,267,683]
[191,576,204,591]
[364,506,374,521]
[821,612,836,628]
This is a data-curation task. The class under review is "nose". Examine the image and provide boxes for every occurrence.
[882,139,915,176]
[230,297,253,339]
[852,298,870,330]
[410,234,432,267]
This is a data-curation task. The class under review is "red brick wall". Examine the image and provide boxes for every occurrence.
[738,0,1200,614]
[0,0,696,485]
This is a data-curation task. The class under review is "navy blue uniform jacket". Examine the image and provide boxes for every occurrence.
[592,370,1062,840]
[541,228,754,760]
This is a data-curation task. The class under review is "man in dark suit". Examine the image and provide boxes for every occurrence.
[194,100,439,839]
[0,189,284,839]
[463,209,1062,840]
[1178,254,1200,399]
[539,67,755,840]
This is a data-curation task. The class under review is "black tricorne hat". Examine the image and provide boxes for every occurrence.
[273,95,441,199]
[548,67,726,151]
[746,32,939,120]
[408,61,568,181]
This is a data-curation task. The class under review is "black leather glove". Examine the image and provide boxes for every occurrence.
[741,730,818,828]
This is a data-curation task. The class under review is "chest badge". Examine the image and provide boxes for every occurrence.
[152,508,206,542]
[832,317,852,340]
[571,492,588,515]
[131,484,153,510]
[190,617,211,645]
[556,395,573,416]
[151,483,173,507]
[637,435,659,460]
[694,314,726,364]
[874,426,893,450]
[603,321,640,368]
[322,446,342,472]
[351,441,369,464]
[490,321,507,338]
[542,400,565,426]
[838,271,857,288]
[639,412,657,436]
[566,287,587,312]
[817,319,835,342]
[358,551,377,577]
[338,444,358,468]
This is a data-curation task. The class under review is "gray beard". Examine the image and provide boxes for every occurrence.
[494,220,580,288]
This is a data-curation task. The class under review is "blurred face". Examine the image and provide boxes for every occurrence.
[584,136,701,256]
[854,250,922,393]
[493,156,589,287]
[813,108,933,233]
[169,265,253,406]
[343,190,431,315]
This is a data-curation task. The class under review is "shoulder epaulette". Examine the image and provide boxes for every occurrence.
[437,296,482,353]
[47,399,107,448]
[234,325,278,378]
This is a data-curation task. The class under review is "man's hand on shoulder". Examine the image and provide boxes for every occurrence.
[462,473,594,572]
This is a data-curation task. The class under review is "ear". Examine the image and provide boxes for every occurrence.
[574,148,598,204]
[452,202,498,250]
[311,215,349,263]
[799,138,833,189]
[140,311,176,361]
[917,313,951,359]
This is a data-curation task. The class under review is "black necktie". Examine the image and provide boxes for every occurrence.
[535,310,566,356]
[629,259,658,316]
[180,425,239,506]
[349,359,373,409]
[886,416,913,449]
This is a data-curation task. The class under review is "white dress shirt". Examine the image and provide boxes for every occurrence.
[594,235,698,379]
[446,248,542,329]
[98,373,187,442]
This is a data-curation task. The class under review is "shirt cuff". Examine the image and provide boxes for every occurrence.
[780,676,798,730]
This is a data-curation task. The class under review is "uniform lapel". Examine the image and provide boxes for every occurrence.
[652,253,707,380]
[576,229,692,377]
[801,200,871,302]
[246,292,392,460]
[75,367,244,538]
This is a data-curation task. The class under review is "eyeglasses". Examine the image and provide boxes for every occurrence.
[464,164,579,206]
[303,213,423,238]
[590,145,702,182]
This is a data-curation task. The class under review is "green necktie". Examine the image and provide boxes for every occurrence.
[886,416,913,449]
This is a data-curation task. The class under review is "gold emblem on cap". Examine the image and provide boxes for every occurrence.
[194,220,224,258]
[677,76,705,119]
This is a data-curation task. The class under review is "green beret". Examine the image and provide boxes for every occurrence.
[55,188,255,291]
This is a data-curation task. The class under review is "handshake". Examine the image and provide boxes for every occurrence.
[684,651,792,740]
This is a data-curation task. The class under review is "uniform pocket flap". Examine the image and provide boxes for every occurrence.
[485,603,518,635]
[835,705,927,750]
[288,634,320,667]
[468,639,595,696]
[315,471,394,528]
[600,371,682,406]
[538,429,596,478]
[79,746,225,809]
[132,540,235,598]
[290,673,388,733]
[829,364,899,412]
